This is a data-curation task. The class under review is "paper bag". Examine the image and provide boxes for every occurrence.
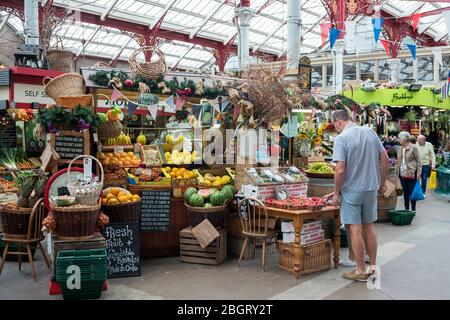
[383,180,395,198]
[192,219,220,248]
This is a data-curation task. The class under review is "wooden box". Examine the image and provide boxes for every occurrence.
[49,232,106,280]
[56,94,93,109]
[180,226,227,265]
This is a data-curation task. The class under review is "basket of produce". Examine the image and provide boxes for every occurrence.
[0,203,32,239]
[67,155,104,206]
[304,162,335,178]
[103,163,128,189]
[0,171,18,193]
[129,46,167,79]
[43,73,86,101]
[184,186,236,227]
[99,151,142,168]
[388,210,416,226]
[101,187,142,223]
[52,202,101,239]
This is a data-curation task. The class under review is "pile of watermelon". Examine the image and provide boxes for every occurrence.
[184,185,236,208]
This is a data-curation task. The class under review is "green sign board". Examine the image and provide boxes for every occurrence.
[342,88,450,110]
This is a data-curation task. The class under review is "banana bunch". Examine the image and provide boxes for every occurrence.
[136,132,146,145]
[104,137,117,146]
[116,132,132,145]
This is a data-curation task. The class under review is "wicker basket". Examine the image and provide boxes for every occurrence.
[276,239,331,275]
[43,73,86,102]
[67,155,104,206]
[129,46,167,79]
[97,121,123,140]
[52,203,100,239]
[46,49,75,73]
[388,210,416,226]
[185,202,228,228]
[0,203,31,239]
[101,200,141,223]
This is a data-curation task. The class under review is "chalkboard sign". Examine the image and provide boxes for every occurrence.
[55,135,84,159]
[102,222,141,278]
[57,186,69,196]
[140,190,171,232]
[0,119,16,148]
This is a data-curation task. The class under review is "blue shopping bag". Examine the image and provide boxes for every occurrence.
[411,180,425,201]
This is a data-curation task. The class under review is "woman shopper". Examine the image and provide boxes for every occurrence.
[395,131,422,211]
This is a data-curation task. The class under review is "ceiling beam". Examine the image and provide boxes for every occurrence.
[75,25,102,60]
[101,0,120,21]
[172,44,195,69]
[150,0,177,29]
[0,13,10,32]
[189,1,226,39]
[253,21,286,52]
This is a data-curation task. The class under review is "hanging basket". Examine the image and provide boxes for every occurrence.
[98,121,123,140]
[67,155,104,206]
[128,46,167,79]
[46,49,75,73]
[0,203,31,239]
[43,73,86,102]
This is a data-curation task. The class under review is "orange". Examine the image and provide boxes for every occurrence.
[132,194,141,201]
[123,160,131,167]
[118,195,128,203]
[127,151,134,157]
[110,188,120,195]
[126,194,133,201]
[101,198,108,205]
[170,172,176,178]
[176,175,182,179]
[107,198,119,205]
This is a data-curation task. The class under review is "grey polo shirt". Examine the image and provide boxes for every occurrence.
[332,123,385,193]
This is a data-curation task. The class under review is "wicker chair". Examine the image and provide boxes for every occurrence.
[0,199,50,281]
[237,197,276,271]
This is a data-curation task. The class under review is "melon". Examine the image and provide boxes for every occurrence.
[209,191,225,206]
[198,188,214,200]
[184,187,197,202]
[203,202,213,208]
[188,193,204,207]
[221,185,235,200]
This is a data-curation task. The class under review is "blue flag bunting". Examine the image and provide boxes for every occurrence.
[372,17,384,43]
[329,27,340,49]
[128,102,138,115]
[406,44,416,60]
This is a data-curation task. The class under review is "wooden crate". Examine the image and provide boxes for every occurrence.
[276,239,331,276]
[49,232,106,280]
[180,226,227,265]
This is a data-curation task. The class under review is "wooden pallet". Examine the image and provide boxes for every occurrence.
[180,227,227,266]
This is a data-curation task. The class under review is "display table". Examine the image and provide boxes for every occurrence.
[265,206,341,278]
[128,185,188,257]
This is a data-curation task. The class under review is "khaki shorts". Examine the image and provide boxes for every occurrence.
[340,191,377,224]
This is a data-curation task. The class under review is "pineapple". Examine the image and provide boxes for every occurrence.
[28,176,47,208]
[17,176,36,208]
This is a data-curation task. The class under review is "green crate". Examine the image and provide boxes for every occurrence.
[58,279,105,300]
[56,249,107,282]
[388,210,416,226]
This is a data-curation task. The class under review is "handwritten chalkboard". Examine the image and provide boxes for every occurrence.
[0,119,16,148]
[102,222,141,278]
[55,135,84,159]
[140,190,171,232]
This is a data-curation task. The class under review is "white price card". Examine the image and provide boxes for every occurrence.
[114,146,124,153]
[84,157,92,180]
[183,140,192,153]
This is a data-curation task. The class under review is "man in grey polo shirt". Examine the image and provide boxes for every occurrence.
[331,110,389,282]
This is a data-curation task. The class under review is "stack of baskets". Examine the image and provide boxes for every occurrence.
[51,156,104,239]
[56,249,107,300]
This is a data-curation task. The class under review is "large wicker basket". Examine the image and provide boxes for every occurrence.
[43,73,86,102]
[0,203,32,239]
[185,202,228,228]
[101,200,141,223]
[276,239,331,275]
[129,46,167,79]
[98,121,123,140]
[46,49,75,73]
[52,203,100,239]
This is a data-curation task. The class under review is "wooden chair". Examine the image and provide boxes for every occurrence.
[0,199,50,281]
[237,197,275,271]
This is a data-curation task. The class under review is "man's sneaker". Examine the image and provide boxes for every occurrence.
[343,270,370,282]
[339,256,357,267]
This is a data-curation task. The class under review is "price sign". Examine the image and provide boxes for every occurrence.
[140,190,171,232]
[114,146,124,154]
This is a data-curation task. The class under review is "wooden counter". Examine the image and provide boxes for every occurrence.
[128,185,188,258]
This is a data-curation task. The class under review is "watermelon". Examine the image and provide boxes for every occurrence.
[188,193,204,207]
[221,185,235,200]
[198,188,214,200]
[209,191,225,206]
[184,187,197,202]
[203,202,213,208]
